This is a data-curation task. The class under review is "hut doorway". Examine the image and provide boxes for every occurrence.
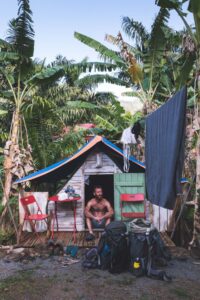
[84,174,114,209]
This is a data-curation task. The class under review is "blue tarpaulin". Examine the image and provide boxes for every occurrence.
[145,87,187,209]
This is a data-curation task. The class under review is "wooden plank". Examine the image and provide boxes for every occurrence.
[84,169,115,174]
[114,181,144,186]
[114,173,145,221]
[84,152,118,173]
[20,231,102,247]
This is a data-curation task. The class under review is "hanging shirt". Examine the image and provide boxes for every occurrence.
[120,127,137,172]
[120,127,137,144]
[145,87,187,209]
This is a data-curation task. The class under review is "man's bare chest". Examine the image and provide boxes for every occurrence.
[92,201,107,212]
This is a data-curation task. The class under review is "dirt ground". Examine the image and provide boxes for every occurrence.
[0,246,200,300]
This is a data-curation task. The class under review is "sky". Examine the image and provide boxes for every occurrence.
[0,1,194,106]
[0,0,194,63]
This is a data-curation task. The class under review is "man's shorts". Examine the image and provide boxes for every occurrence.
[92,218,106,229]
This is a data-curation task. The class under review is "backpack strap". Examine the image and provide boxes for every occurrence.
[146,229,152,276]
[148,268,172,282]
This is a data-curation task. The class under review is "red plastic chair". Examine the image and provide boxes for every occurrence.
[120,193,145,220]
[20,195,49,240]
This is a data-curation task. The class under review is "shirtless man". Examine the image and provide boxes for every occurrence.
[85,185,114,240]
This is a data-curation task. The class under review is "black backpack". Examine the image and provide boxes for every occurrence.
[129,231,148,277]
[129,220,171,281]
[98,221,130,273]
[82,247,99,269]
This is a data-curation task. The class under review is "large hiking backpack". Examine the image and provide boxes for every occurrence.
[98,221,130,273]
[128,219,171,281]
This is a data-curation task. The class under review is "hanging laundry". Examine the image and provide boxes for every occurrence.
[145,87,187,209]
[121,127,137,144]
[121,127,137,172]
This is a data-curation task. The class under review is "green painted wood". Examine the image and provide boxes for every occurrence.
[114,173,145,220]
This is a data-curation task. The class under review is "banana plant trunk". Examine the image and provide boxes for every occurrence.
[191,50,200,246]
[2,109,20,206]
[190,0,200,249]
[192,108,200,247]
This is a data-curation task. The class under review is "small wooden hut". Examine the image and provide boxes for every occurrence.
[15,135,176,238]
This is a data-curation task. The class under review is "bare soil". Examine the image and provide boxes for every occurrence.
[0,247,200,300]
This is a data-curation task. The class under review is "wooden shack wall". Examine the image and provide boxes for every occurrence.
[55,152,121,231]
[19,151,173,233]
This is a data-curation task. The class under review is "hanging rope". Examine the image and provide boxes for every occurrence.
[123,144,131,172]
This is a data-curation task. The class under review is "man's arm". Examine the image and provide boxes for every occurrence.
[103,200,114,219]
[85,200,96,220]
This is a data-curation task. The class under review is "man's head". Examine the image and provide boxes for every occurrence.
[93,185,103,201]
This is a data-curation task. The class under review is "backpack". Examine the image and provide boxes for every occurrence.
[82,247,100,269]
[129,231,148,277]
[98,221,130,273]
[128,219,172,281]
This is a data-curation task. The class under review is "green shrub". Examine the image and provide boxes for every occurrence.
[0,229,15,245]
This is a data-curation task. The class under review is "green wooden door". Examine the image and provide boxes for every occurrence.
[114,173,145,220]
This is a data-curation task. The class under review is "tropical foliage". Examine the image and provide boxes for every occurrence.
[74,8,188,108]
[0,0,132,211]
[74,0,200,247]
[0,0,200,248]
[155,0,200,253]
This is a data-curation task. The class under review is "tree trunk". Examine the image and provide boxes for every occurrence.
[2,110,20,206]
[191,133,200,247]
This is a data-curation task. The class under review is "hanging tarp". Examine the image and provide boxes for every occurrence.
[145,87,187,209]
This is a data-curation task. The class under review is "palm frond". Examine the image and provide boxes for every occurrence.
[64,100,97,109]
[90,92,116,104]
[95,115,117,132]
[6,0,34,58]
[122,17,149,51]
[105,34,137,55]
[149,8,170,52]
[155,0,182,9]
[0,109,8,115]
[0,39,14,51]
[27,66,64,85]
[121,91,140,97]
[76,74,129,89]
[56,100,98,125]
[72,61,117,73]
[74,32,126,67]
[175,53,196,89]
[0,52,19,61]
[143,8,170,88]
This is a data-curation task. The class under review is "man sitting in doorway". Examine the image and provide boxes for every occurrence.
[85,185,114,241]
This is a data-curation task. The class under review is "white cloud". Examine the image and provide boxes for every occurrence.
[96,82,143,114]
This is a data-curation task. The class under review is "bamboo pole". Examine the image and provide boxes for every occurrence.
[171,176,195,240]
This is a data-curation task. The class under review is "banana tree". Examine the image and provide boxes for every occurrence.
[0,0,67,206]
[156,0,200,247]
[74,8,186,112]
